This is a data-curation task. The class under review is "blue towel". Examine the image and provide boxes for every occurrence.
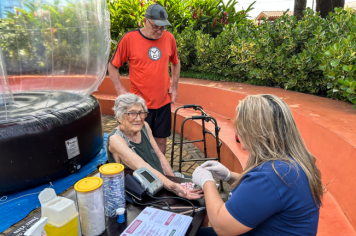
[0,133,109,233]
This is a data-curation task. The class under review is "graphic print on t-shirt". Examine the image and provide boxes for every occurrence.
[148,46,161,61]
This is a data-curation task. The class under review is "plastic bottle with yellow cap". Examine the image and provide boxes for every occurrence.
[74,177,105,236]
[99,163,125,217]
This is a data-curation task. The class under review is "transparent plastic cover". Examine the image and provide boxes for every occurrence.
[0,0,111,122]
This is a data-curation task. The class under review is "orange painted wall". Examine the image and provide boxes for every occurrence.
[175,82,244,119]
[293,111,356,225]
[94,77,130,116]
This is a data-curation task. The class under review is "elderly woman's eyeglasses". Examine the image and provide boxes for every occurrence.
[147,19,166,32]
[125,111,148,120]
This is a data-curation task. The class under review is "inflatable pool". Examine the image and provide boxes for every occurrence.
[0,0,111,192]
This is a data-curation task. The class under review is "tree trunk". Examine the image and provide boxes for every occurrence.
[316,0,344,18]
[316,0,321,12]
[333,0,345,8]
[294,0,307,20]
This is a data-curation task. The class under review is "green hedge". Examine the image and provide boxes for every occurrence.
[108,0,254,39]
[174,8,356,108]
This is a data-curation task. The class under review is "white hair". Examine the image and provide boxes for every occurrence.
[113,93,148,120]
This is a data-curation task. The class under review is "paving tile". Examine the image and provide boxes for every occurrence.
[181,166,190,172]
[192,163,200,169]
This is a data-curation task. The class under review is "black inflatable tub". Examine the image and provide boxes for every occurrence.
[0,91,103,193]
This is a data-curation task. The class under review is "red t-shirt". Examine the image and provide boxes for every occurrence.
[110,29,179,109]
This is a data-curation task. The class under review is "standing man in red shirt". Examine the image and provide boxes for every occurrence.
[108,4,180,155]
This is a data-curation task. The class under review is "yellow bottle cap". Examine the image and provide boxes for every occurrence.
[74,177,103,192]
[99,163,124,175]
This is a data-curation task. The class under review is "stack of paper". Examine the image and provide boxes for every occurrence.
[120,207,193,236]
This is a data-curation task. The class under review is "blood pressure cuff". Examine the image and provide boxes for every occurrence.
[125,174,146,202]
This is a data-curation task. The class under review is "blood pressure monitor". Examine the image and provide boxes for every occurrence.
[133,167,163,195]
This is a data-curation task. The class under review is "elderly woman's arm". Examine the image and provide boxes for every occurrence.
[108,135,203,200]
[144,123,174,176]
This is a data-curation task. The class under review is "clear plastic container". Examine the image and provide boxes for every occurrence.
[0,0,111,122]
[74,177,106,236]
[99,163,125,217]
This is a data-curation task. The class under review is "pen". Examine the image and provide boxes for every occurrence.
[162,206,199,210]
[179,207,206,215]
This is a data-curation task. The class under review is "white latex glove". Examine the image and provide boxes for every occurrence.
[201,161,231,182]
[192,166,215,188]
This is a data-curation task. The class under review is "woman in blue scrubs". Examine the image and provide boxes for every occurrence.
[193,94,323,236]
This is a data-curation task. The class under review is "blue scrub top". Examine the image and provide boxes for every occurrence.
[225,160,320,236]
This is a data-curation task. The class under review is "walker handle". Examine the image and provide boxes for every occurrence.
[183,104,197,109]
[191,116,206,120]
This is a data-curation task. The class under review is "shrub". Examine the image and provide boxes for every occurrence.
[108,0,254,38]
[185,0,255,37]
[174,7,356,107]
[319,8,356,107]
[174,26,197,71]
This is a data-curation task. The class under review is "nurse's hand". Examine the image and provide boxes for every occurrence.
[201,161,231,181]
[192,166,215,189]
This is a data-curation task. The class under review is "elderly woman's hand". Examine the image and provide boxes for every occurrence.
[171,183,204,200]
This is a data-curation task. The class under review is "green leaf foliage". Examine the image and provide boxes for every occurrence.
[1,0,108,75]
[172,7,356,108]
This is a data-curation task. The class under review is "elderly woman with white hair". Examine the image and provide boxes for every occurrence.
[106,93,203,200]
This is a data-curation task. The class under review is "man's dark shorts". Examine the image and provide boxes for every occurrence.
[145,103,171,138]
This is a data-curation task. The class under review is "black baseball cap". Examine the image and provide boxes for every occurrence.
[145,4,171,26]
